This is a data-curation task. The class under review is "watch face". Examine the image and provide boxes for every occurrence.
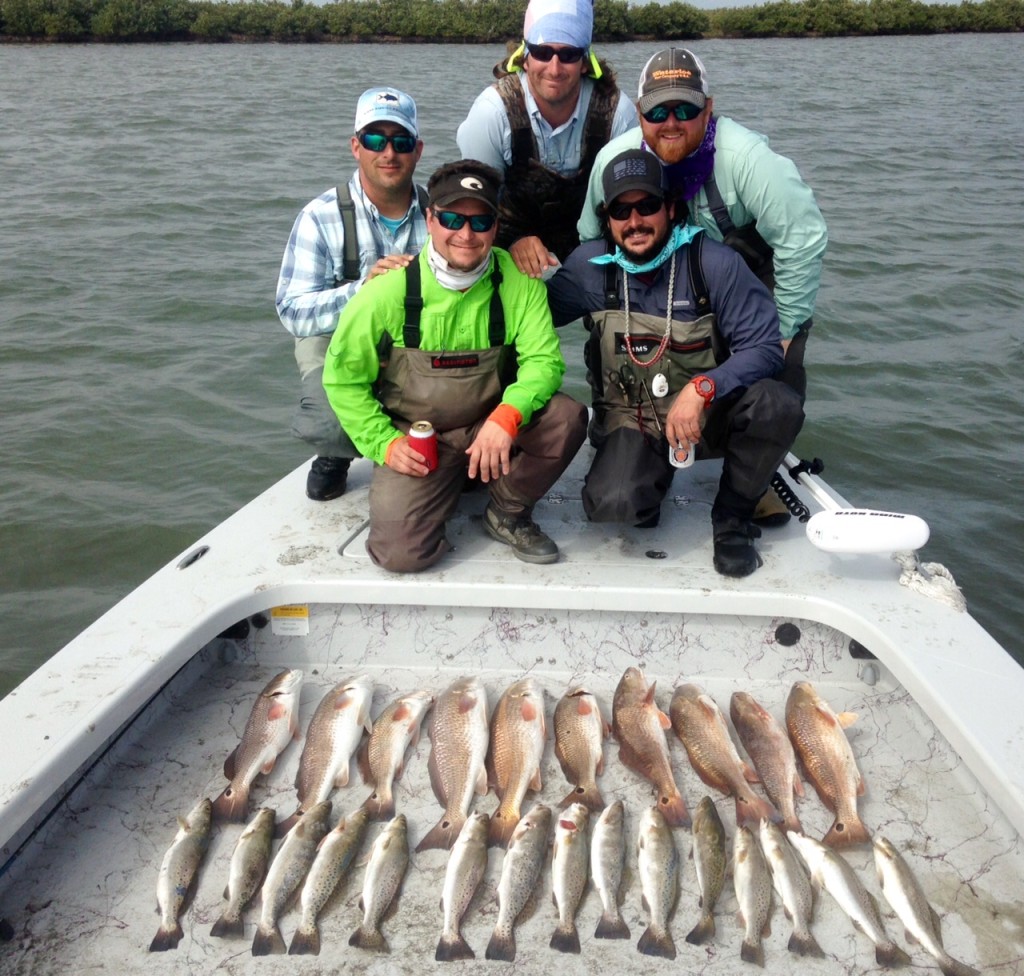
[695,377,714,396]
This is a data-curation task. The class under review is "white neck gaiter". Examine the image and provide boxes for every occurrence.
[427,239,491,292]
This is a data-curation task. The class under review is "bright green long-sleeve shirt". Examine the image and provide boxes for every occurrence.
[322,246,566,465]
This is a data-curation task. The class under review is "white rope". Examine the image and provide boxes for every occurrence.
[892,551,967,611]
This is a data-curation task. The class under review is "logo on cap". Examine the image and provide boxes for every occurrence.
[378,92,399,103]
[461,177,484,191]
[613,158,649,181]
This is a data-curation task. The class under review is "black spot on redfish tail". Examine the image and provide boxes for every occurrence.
[211,784,249,824]
[435,934,475,962]
[415,814,463,853]
[287,925,320,956]
[149,922,183,952]
[560,783,604,813]
[360,790,395,822]
[659,792,691,829]
[487,808,518,848]
[823,815,871,849]
[637,924,676,959]
[209,913,244,939]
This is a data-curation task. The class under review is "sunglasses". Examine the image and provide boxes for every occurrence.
[357,131,418,154]
[433,210,497,233]
[641,102,703,124]
[607,195,664,221]
[525,42,586,64]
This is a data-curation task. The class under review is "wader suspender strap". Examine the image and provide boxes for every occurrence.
[702,173,737,238]
[601,237,709,312]
[499,75,616,172]
[402,260,506,350]
[336,183,429,282]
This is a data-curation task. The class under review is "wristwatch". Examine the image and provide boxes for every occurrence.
[690,374,716,406]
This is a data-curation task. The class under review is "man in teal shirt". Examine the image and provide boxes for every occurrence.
[323,160,587,572]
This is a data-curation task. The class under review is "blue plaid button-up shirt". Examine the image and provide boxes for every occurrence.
[275,173,428,338]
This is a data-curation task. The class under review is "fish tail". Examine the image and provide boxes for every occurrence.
[741,937,765,967]
[274,808,302,838]
[211,784,249,823]
[788,928,825,957]
[549,922,581,954]
[487,805,519,848]
[251,922,285,956]
[685,912,715,945]
[360,787,395,822]
[287,923,320,956]
[594,910,630,940]
[938,953,981,976]
[484,926,516,962]
[415,813,464,852]
[659,791,691,829]
[783,812,804,834]
[560,782,604,812]
[209,913,244,939]
[875,941,912,968]
[148,922,183,952]
[823,814,871,848]
[435,933,475,961]
[348,924,388,953]
[637,924,677,959]
[735,792,781,830]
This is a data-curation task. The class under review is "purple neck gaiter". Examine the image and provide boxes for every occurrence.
[644,116,718,202]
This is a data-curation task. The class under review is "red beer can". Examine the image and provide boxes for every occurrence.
[409,420,438,471]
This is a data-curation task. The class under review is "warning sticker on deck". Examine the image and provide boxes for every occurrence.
[271,604,310,636]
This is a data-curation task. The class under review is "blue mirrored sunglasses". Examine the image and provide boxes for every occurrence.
[525,42,586,64]
[358,131,417,154]
[434,210,496,233]
[641,102,703,124]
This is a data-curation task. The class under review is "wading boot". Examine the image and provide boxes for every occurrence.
[306,456,351,501]
[712,516,763,578]
[483,504,558,565]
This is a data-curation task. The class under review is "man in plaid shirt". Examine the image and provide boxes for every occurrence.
[276,87,428,500]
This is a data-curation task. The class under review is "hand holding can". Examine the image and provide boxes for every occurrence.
[409,420,438,471]
[669,440,693,469]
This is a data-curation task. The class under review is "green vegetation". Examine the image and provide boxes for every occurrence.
[1,0,1020,42]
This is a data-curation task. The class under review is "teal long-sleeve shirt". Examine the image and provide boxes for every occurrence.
[322,246,566,465]
[577,118,828,339]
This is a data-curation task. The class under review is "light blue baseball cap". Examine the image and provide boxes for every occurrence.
[353,87,419,139]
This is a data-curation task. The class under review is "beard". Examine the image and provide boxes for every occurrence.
[620,226,670,264]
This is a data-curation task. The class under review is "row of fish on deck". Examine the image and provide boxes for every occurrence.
[150,667,980,973]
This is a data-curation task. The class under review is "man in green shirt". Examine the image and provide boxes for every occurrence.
[323,159,587,573]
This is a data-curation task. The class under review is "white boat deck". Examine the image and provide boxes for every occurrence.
[0,451,1022,974]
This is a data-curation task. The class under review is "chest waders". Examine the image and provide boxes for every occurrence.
[333,183,429,284]
[494,74,619,262]
[702,172,775,290]
[375,259,514,432]
[585,237,721,441]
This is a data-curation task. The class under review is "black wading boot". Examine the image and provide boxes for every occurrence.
[306,456,351,501]
[712,515,763,577]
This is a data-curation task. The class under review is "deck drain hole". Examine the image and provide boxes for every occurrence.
[775,622,801,646]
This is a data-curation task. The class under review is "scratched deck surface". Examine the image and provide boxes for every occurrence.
[0,602,1020,976]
